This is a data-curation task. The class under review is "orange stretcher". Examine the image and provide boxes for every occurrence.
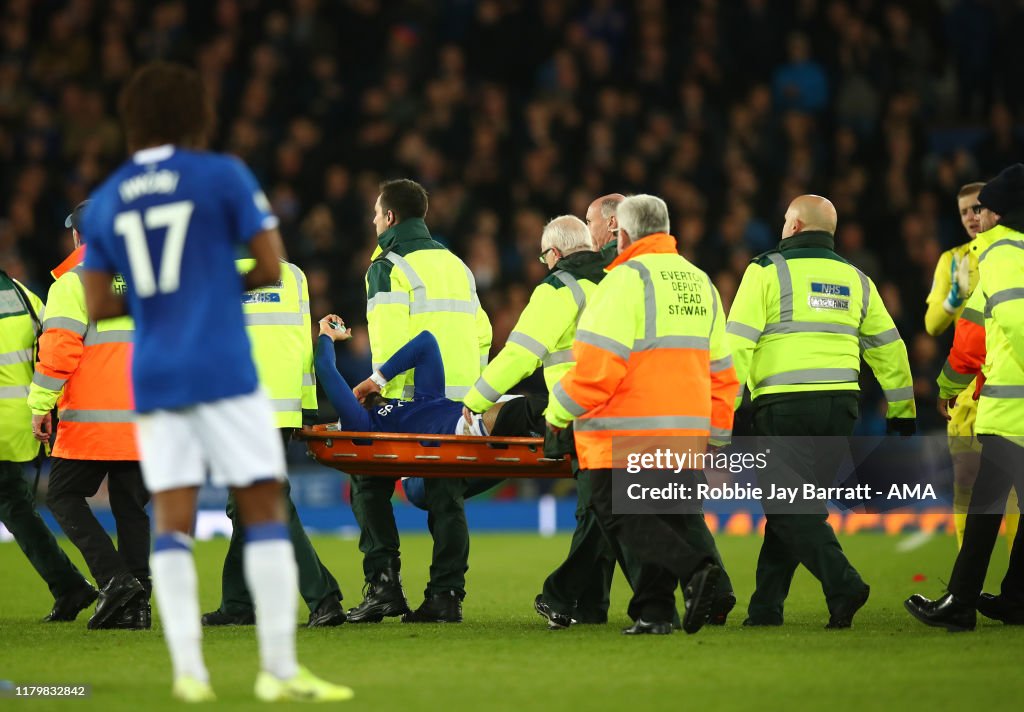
[298,424,572,479]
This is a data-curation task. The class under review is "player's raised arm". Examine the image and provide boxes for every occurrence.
[243,229,285,291]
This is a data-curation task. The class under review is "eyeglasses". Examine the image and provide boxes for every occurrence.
[538,247,556,263]
[970,204,984,215]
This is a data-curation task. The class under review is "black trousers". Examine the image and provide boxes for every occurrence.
[587,467,715,622]
[46,458,150,591]
[949,434,1024,605]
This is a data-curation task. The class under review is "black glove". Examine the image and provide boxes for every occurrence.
[544,423,576,459]
[886,417,916,437]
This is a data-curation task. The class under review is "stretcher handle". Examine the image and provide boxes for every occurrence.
[297,427,547,448]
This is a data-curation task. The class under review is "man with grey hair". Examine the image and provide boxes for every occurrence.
[545,194,740,634]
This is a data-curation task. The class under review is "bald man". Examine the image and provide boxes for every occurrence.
[727,195,915,628]
[584,193,626,263]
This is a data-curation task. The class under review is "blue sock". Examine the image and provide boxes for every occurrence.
[245,521,288,543]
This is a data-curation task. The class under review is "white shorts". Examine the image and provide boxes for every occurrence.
[455,412,488,436]
[135,390,286,494]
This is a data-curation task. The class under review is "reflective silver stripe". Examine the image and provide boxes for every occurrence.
[446,385,470,401]
[543,350,574,367]
[961,307,984,326]
[367,291,411,311]
[726,321,762,342]
[710,354,734,372]
[980,385,1024,398]
[472,376,502,403]
[857,268,870,325]
[0,385,30,399]
[553,381,587,417]
[624,261,657,339]
[576,329,631,360]
[986,287,1024,311]
[576,415,711,432]
[245,312,304,327]
[941,361,974,385]
[756,368,859,389]
[710,426,732,440]
[83,329,134,346]
[507,331,548,359]
[0,348,33,366]
[634,335,710,351]
[767,253,793,321]
[59,409,135,423]
[707,274,719,337]
[42,316,87,336]
[270,398,302,412]
[402,384,415,400]
[884,386,914,402]
[32,371,67,390]
[762,322,858,337]
[480,354,488,368]
[860,327,901,350]
[552,270,587,315]
[284,261,305,305]
[409,298,477,316]
[302,373,315,387]
[979,239,1024,263]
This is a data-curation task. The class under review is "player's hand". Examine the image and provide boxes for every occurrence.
[462,406,478,423]
[353,377,381,404]
[937,395,958,421]
[31,413,52,442]
[318,314,352,341]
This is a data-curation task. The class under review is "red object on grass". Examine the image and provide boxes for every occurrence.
[912,574,927,582]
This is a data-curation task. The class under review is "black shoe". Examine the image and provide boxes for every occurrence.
[976,593,1024,625]
[201,608,255,626]
[402,590,463,623]
[42,584,98,622]
[622,619,673,635]
[105,599,152,630]
[742,617,783,627]
[346,568,411,623]
[904,593,976,632]
[708,592,736,626]
[682,563,721,634]
[572,611,608,625]
[88,574,145,630]
[827,585,870,629]
[534,595,573,630]
[307,596,347,628]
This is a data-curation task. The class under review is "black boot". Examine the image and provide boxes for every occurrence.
[106,598,152,630]
[827,585,870,629]
[533,595,573,630]
[201,608,255,626]
[42,584,98,623]
[307,595,347,628]
[682,563,721,635]
[402,590,463,623]
[346,568,410,623]
[622,619,673,635]
[88,573,145,630]
[977,593,1024,625]
[708,592,737,626]
[904,593,976,632]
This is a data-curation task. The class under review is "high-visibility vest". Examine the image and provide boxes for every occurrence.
[1,271,44,462]
[463,250,607,413]
[971,225,1024,438]
[546,233,739,470]
[726,230,915,419]
[238,258,316,429]
[366,218,491,402]
[26,246,137,460]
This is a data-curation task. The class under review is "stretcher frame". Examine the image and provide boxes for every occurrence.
[298,424,573,478]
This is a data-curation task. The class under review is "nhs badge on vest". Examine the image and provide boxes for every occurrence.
[808,282,850,311]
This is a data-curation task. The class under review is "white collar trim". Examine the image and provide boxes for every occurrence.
[133,144,175,164]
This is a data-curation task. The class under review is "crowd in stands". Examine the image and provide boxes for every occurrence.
[3,0,1024,437]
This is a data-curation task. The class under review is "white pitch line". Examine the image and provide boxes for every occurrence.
[896,530,935,553]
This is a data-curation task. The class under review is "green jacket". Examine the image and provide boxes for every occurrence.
[463,250,608,413]
[726,231,915,418]
[0,271,44,461]
[973,224,1024,437]
[366,218,491,401]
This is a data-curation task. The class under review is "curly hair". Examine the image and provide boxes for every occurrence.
[118,62,214,152]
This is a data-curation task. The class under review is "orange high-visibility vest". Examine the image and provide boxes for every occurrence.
[27,245,137,460]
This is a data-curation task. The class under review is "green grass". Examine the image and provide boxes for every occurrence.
[1,532,1022,711]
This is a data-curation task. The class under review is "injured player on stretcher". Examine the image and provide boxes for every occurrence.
[315,315,546,509]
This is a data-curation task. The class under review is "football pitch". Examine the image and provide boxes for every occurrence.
[1,532,1021,711]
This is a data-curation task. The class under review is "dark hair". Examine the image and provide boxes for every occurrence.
[362,392,388,412]
[379,179,428,223]
[118,62,214,152]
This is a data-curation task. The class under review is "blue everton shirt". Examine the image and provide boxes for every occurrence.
[81,145,278,412]
[316,331,463,434]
